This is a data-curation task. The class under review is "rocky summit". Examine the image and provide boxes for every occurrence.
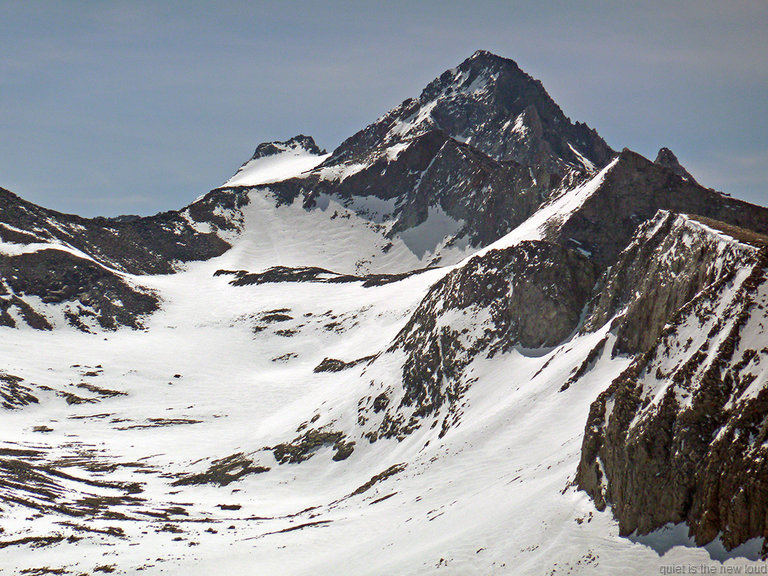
[1,51,768,575]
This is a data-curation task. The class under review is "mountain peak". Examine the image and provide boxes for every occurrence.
[654,146,697,183]
[421,50,525,103]
[222,135,329,189]
[470,49,496,59]
[250,135,325,160]
[466,49,519,68]
[326,51,614,178]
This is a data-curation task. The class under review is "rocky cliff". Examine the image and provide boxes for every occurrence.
[376,240,597,428]
[577,213,768,552]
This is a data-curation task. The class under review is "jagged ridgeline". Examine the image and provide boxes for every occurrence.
[2,50,768,573]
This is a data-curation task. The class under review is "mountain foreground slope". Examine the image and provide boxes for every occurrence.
[2,51,768,575]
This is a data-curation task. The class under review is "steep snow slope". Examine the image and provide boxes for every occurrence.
[188,186,475,275]
[222,135,330,188]
[182,144,621,284]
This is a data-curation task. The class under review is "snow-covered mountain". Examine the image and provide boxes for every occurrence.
[221,135,329,188]
[2,51,768,575]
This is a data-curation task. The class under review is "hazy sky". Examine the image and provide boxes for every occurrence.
[1,1,766,216]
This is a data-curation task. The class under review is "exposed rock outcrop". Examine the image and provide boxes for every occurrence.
[0,186,231,276]
[583,211,760,355]
[548,149,768,269]
[249,135,325,160]
[0,372,38,410]
[368,241,597,432]
[0,248,158,330]
[577,218,768,552]
[655,147,697,184]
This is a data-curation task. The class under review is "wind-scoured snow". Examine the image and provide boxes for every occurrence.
[223,145,329,188]
[388,100,439,138]
[196,189,472,275]
[317,162,368,183]
[503,112,528,137]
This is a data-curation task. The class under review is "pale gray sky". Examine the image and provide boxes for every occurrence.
[1,1,766,216]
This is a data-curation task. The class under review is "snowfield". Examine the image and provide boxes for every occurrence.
[1,167,765,575]
[223,143,330,188]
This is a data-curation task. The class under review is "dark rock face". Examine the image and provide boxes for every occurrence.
[577,220,768,552]
[183,187,250,235]
[270,429,355,464]
[386,240,597,418]
[249,135,325,160]
[550,149,768,269]
[0,291,51,330]
[655,147,697,184]
[263,128,564,255]
[0,249,158,331]
[583,211,758,355]
[0,372,38,410]
[0,186,231,276]
[385,135,555,248]
[315,129,453,202]
[172,453,269,487]
[325,50,614,177]
[214,265,431,288]
[357,240,597,443]
[0,182,237,329]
